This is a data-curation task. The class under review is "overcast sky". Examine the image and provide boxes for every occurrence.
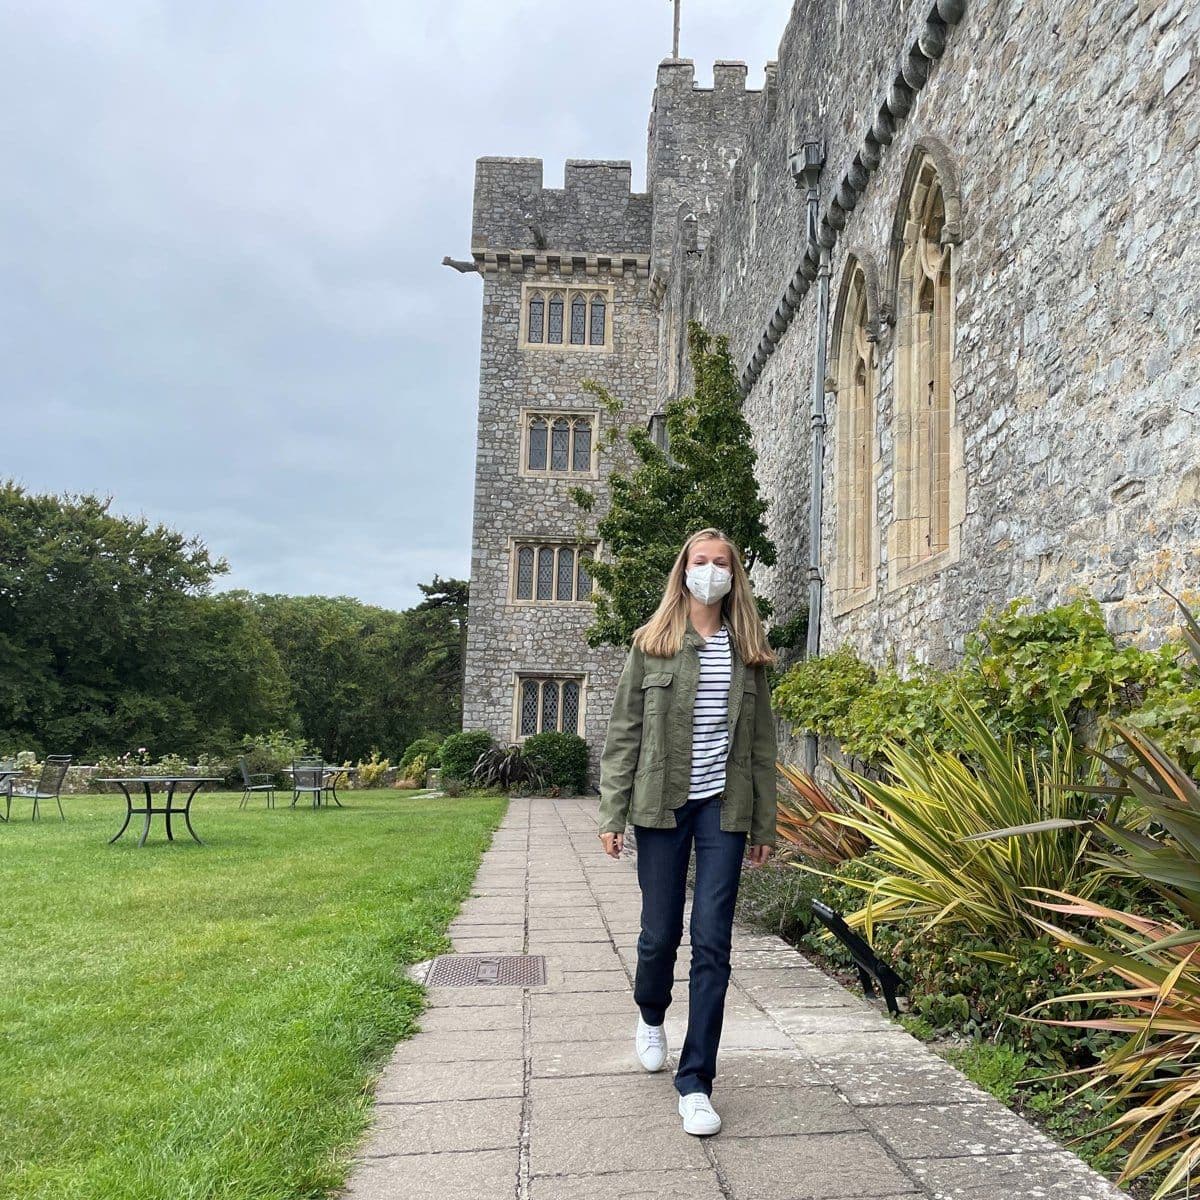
[2,1,790,610]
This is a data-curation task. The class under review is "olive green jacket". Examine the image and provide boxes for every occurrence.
[596,616,778,846]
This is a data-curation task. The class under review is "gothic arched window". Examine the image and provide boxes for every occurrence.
[892,151,955,579]
[511,541,598,604]
[569,293,587,344]
[831,256,877,611]
[515,676,585,738]
[515,546,535,600]
[527,292,545,343]
[589,295,606,345]
[547,293,564,344]
[527,416,548,471]
[522,411,595,477]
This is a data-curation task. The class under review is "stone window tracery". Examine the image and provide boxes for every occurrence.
[521,411,596,477]
[520,283,612,351]
[515,675,584,738]
[510,541,596,603]
[832,257,876,611]
[887,148,963,588]
[894,160,951,569]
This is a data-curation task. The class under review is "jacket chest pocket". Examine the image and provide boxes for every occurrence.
[640,671,674,715]
[637,670,674,775]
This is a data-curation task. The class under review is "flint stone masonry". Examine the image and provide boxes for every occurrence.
[459,0,1200,782]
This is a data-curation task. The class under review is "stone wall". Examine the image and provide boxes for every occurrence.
[463,159,658,784]
[461,0,1199,784]
[669,0,1199,701]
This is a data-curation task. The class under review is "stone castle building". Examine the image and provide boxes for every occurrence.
[453,0,1199,782]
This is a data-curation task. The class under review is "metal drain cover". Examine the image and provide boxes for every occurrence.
[427,953,546,987]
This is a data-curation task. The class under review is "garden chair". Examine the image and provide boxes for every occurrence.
[290,758,325,808]
[238,757,276,809]
[5,755,72,822]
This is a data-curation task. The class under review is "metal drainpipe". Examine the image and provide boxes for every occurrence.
[796,141,829,775]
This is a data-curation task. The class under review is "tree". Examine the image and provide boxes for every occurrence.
[570,321,777,648]
[0,482,294,756]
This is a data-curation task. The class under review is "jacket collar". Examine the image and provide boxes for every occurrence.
[684,612,734,653]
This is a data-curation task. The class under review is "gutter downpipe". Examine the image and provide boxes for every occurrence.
[799,142,829,776]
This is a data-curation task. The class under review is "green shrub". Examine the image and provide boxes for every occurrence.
[405,753,428,785]
[355,750,392,788]
[438,730,496,782]
[399,735,443,775]
[521,732,589,794]
[238,730,316,782]
[771,595,1188,769]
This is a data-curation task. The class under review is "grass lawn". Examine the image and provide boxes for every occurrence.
[0,787,508,1200]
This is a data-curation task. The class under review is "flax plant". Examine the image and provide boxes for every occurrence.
[989,589,1200,1198]
[776,762,872,865]
[793,689,1117,955]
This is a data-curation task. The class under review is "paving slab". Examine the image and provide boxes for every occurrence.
[338,795,1131,1200]
[340,1148,517,1200]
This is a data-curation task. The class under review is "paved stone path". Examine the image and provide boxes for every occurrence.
[341,796,1129,1199]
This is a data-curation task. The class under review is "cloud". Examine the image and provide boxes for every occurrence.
[0,0,790,609]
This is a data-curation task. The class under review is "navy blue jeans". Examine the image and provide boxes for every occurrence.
[632,788,747,1097]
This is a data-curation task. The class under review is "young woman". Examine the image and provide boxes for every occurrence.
[596,526,778,1136]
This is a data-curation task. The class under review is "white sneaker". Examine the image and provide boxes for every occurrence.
[678,1091,721,1135]
[635,1015,667,1071]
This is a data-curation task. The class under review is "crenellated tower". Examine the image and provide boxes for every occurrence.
[460,158,658,777]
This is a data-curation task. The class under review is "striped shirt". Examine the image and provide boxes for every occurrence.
[687,624,732,799]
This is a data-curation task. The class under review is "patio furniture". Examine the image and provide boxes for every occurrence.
[238,757,277,809]
[811,899,905,1015]
[290,758,326,808]
[285,760,351,808]
[4,755,72,822]
[96,775,221,847]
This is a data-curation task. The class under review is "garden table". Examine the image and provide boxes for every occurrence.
[97,776,222,847]
[0,769,22,820]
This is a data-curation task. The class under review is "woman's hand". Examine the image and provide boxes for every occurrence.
[599,831,623,859]
[746,843,773,868]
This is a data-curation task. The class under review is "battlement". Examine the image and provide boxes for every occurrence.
[471,157,651,256]
[653,58,758,96]
[646,59,766,272]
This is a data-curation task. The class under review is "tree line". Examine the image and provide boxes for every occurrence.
[0,482,465,762]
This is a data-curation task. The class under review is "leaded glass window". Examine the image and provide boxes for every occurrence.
[536,547,554,600]
[571,419,591,471]
[520,680,539,736]
[515,676,584,738]
[541,681,558,732]
[522,286,610,351]
[528,417,547,471]
[550,419,570,470]
[527,294,544,343]
[561,681,580,733]
[515,546,534,600]
[589,295,606,345]
[513,542,597,604]
[556,547,575,600]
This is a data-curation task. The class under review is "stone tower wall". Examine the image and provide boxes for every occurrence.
[463,159,657,785]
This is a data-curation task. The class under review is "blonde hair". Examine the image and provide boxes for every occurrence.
[632,527,777,666]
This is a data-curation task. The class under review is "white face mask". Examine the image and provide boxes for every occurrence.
[685,562,732,606]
